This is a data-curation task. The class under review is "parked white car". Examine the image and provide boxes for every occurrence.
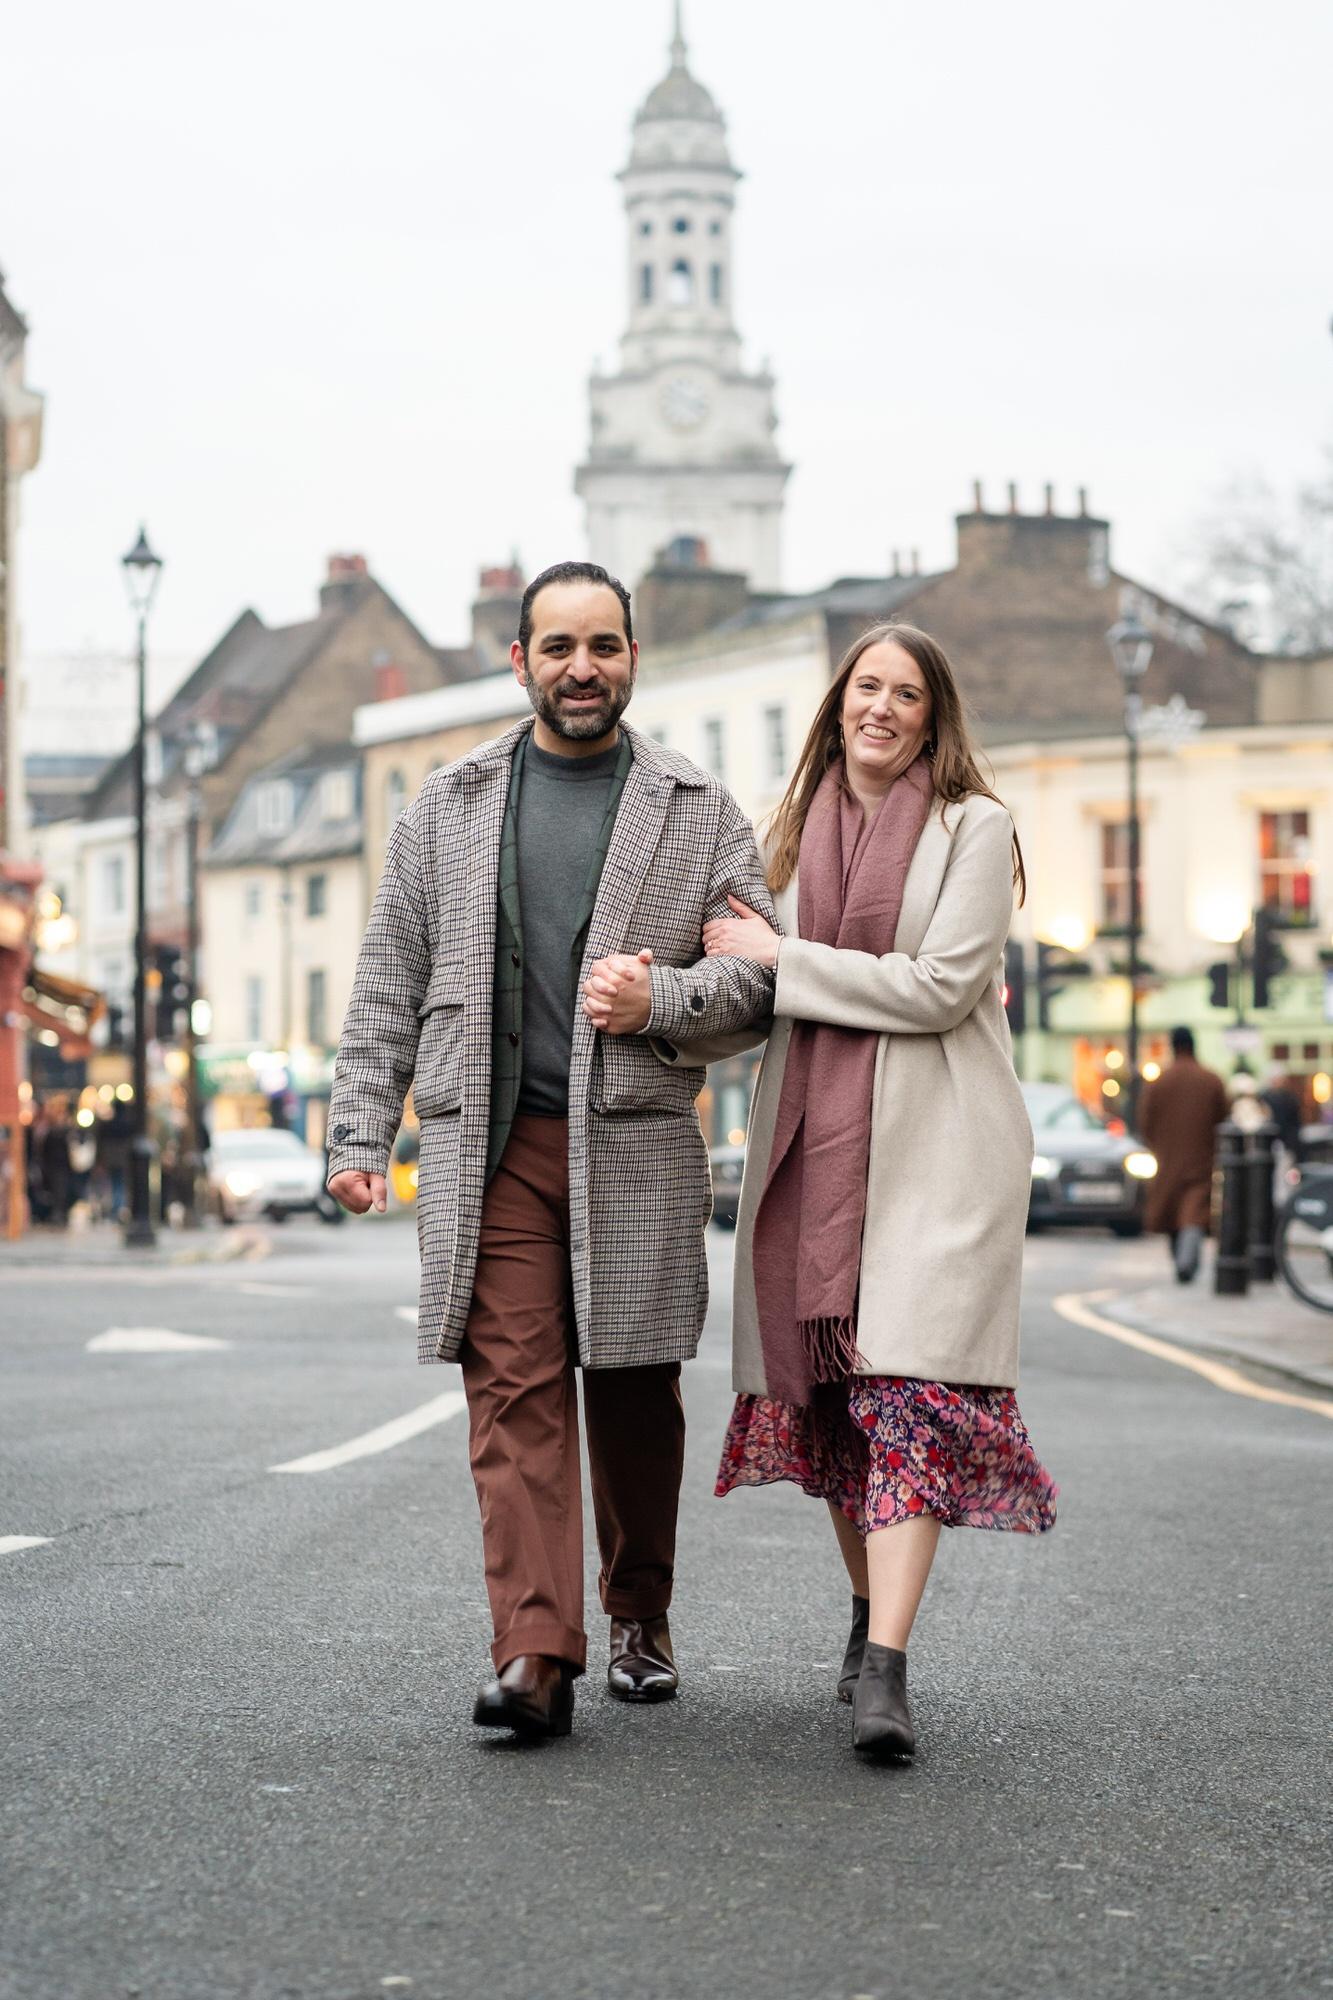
[207,1127,343,1226]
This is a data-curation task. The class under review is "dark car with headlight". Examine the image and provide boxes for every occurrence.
[1023,1082,1156,1236]
[708,1143,746,1229]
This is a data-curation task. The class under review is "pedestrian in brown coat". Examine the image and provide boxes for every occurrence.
[1138,1027,1230,1282]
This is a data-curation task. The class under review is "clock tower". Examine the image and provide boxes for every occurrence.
[575,6,790,590]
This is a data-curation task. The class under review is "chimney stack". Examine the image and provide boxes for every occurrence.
[1007,482,1018,515]
[1043,483,1054,516]
[910,548,920,576]
[320,552,369,614]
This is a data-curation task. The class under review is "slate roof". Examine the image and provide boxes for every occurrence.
[203,746,362,870]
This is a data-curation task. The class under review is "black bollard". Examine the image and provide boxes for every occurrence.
[1214,1121,1249,1296]
[1245,1119,1279,1283]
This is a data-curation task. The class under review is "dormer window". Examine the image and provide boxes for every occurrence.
[668,259,693,306]
[256,781,293,836]
[320,768,354,821]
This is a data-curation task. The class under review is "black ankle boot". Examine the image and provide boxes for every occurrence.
[852,1641,915,1760]
[837,1595,870,1704]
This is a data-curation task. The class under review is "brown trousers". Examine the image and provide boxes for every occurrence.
[460,1115,685,1674]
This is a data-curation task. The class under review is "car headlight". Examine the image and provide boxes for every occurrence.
[1031,1154,1057,1179]
[224,1171,260,1197]
[1124,1151,1157,1180]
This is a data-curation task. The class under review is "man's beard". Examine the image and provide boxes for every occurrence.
[522,668,634,742]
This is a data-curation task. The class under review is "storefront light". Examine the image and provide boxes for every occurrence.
[1314,1072,1332,1107]
[1142,1060,1162,1082]
[1105,1049,1124,1070]
[76,1108,96,1129]
[115,1083,134,1102]
[1103,1078,1121,1098]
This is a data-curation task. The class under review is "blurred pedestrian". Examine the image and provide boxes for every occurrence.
[1138,1027,1229,1283]
[37,1099,73,1229]
[1259,1066,1302,1166]
[96,1099,133,1221]
[657,622,1057,1764]
[328,561,775,1743]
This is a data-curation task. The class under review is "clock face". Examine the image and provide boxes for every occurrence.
[659,375,711,432]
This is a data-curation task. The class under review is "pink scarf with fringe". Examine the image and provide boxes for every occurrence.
[752,755,934,1405]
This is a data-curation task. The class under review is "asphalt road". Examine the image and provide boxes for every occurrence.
[3,1216,1331,2000]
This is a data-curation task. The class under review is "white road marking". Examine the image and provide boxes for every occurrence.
[87,1327,232,1353]
[394,1306,418,1325]
[1053,1290,1333,1421]
[237,1282,314,1299]
[0,1536,52,1557]
[269,1390,467,1474]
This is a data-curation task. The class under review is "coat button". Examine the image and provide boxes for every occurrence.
[508,1031,519,1046]
[689,994,704,1013]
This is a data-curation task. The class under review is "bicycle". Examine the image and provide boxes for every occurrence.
[1274,1165,1333,1313]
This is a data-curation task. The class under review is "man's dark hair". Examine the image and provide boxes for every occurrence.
[1171,1026,1195,1057]
[517,560,633,661]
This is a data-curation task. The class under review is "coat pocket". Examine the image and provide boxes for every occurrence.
[414,960,466,1117]
[590,1035,704,1118]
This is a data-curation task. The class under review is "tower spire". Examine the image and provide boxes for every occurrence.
[670,0,687,67]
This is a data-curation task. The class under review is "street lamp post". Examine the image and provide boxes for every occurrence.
[121,527,164,1247]
[1107,609,1154,1132]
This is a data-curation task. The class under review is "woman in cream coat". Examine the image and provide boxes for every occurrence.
[701,622,1056,1763]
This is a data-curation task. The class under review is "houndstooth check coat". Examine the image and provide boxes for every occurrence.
[326,719,776,1368]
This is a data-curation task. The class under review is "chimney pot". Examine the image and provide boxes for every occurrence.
[1044,483,1054,516]
[910,548,920,576]
[326,553,368,582]
[890,549,900,578]
[1007,482,1018,515]
[1077,485,1089,516]
[478,563,524,594]
[972,479,984,513]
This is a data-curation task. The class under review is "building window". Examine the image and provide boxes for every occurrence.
[257,781,293,836]
[245,975,264,1044]
[668,259,693,306]
[1099,820,1145,932]
[638,219,652,236]
[762,704,787,785]
[244,880,263,920]
[1259,810,1313,922]
[708,219,722,236]
[320,768,354,820]
[639,264,654,303]
[306,872,327,918]
[709,263,723,305]
[102,853,126,916]
[672,216,691,234]
[702,717,725,781]
[384,769,407,826]
[307,968,327,1047]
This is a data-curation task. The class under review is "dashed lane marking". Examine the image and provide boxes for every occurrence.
[86,1327,232,1353]
[269,1390,467,1474]
[236,1282,314,1299]
[0,1536,52,1557]
[1053,1289,1333,1421]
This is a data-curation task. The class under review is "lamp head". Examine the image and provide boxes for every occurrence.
[121,525,164,615]
[1107,611,1153,683]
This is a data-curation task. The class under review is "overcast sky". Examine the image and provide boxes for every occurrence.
[4,0,1330,686]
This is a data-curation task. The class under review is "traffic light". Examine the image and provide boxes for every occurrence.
[1251,906,1286,1009]
[1207,961,1231,1009]
[150,944,192,1039]
[1035,942,1064,1032]
[1002,940,1027,1037]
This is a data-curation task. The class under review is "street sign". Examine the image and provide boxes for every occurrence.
[1222,1024,1262,1054]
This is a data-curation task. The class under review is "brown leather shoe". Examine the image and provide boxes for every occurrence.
[473,1654,574,1739]
[607,1614,678,1703]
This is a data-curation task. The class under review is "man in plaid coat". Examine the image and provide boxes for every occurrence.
[327,560,775,1740]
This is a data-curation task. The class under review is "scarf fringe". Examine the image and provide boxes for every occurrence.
[799,1315,866,1385]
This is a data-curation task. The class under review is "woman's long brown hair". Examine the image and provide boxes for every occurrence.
[764,622,1026,902]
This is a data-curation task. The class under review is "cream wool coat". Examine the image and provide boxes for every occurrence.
[672,792,1032,1392]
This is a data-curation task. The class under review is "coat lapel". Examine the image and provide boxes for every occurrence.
[892,800,959,957]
